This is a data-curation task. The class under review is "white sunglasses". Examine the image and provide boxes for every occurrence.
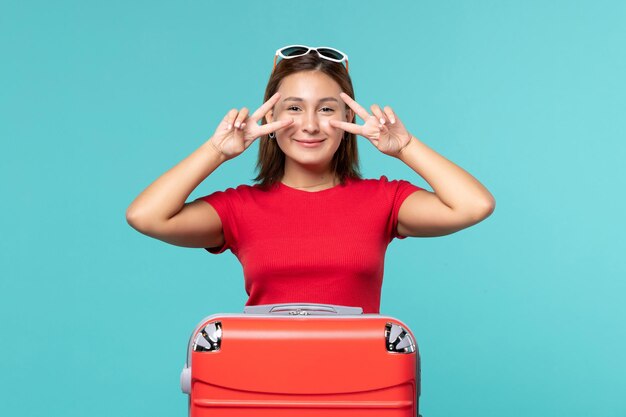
[273,45,349,72]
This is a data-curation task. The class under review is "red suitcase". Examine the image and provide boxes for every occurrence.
[181,303,421,416]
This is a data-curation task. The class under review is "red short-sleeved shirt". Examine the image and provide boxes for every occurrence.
[199,176,422,313]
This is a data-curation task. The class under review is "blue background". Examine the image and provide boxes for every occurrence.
[1,1,625,416]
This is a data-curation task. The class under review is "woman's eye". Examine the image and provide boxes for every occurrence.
[286,106,334,112]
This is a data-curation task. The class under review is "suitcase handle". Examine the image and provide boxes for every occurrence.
[243,303,363,315]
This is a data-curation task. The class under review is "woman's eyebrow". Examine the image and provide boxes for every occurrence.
[283,97,339,103]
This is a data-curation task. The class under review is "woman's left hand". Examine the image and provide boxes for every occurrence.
[329,92,413,157]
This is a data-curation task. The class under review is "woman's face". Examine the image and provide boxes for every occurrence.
[267,71,353,170]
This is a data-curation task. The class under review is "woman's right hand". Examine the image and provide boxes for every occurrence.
[208,92,293,160]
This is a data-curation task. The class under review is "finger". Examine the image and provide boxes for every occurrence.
[339,92,371,122]
[222,108,239,130]
[234,119,246,140]
[329,119,362,135]
[234,107,249,129]
[379,123,390,138]
[370,104,387,126]
[383,106,396,124]
[257,118,294,137]
[249,92,281,124]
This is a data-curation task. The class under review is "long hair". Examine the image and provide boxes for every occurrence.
[254,52,361,187]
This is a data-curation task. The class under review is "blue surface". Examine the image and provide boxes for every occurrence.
[1,1,625,416]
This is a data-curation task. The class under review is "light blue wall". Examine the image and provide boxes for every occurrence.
[1,1,625,416]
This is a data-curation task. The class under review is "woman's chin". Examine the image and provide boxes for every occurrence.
[285,154,333,170]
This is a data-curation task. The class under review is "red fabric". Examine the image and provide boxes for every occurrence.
[199,176,422,314]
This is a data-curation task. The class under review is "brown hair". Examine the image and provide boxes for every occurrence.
[253,52,361,187]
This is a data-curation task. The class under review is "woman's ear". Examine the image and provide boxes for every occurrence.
[266,109,274,124]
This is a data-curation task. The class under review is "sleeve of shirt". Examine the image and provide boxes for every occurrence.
[196,188,239,255]
[382,175,424,241]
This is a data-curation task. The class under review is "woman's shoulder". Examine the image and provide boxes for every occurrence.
[348,175,406,188]
[198,182,270,203]
[347,175,423,196]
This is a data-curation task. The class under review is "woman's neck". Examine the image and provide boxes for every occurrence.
[281,163,338,190]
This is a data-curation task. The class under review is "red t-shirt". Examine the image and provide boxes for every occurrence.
[199,176,422,313]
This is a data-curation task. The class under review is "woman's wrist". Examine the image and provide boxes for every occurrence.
[204,138,228,164]
[396,135,418,160]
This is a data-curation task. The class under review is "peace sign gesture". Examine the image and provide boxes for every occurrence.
[208,92,294,160]
[329,92,413,157]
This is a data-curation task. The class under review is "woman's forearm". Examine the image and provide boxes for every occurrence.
[126,139,226,228]
[398,135,495,215]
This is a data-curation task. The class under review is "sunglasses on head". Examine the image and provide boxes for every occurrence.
[273,45,349,72]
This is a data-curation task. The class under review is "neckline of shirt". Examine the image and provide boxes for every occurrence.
[278,177,357,195]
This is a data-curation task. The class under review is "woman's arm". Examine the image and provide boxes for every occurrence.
[395,136,495,237]
[330,92,495,237]
[125,141,228,248]
[126,93,293,247]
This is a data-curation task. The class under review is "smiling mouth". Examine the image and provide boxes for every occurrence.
[293,138,325,143]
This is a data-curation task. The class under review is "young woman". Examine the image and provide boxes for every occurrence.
[126,45,495,313]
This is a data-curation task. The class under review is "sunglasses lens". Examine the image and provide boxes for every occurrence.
[317,48,345,61]
[281,46,310,57]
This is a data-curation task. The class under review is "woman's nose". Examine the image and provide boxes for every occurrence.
[301,111,320,133]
